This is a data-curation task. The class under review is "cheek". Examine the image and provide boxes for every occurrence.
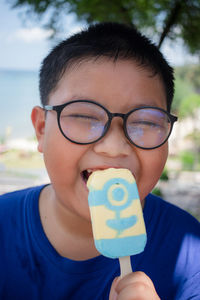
[138,144,168,201]
[42,126,84,184]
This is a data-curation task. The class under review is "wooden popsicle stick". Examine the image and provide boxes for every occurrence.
[119,256,132,278]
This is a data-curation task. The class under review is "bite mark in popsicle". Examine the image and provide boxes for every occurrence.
[87,168,147,259]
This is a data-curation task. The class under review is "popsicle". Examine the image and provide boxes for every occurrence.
[87,168,147,276]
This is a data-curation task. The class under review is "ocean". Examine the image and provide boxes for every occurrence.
[0,69,40,140]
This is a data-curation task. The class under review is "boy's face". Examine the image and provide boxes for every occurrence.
[33,58,168,222]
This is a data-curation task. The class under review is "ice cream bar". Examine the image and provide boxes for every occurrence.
[87,168,147,258]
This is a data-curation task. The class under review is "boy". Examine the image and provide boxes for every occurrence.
[0,22,200,299]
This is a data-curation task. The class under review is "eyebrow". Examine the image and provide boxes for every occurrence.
[61,95,95,103]
[132,103,162,109]
[60,97,166,110]
[121,100,166,112]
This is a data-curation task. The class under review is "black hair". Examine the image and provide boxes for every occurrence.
[39,22,174,111]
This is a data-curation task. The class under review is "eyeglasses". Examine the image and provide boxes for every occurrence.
[44,100,178,150]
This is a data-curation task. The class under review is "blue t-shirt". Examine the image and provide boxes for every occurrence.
[0,185,199,299]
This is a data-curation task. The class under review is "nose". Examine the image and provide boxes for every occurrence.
[93,119,132,157]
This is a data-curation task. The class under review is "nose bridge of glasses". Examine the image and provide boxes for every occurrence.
[104,112,127,140]
[110,112,126,121]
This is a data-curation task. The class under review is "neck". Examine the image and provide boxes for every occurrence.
[39,185,99,260]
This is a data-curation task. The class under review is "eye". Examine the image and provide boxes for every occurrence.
[66,114,100,121]
[129,120,163,129]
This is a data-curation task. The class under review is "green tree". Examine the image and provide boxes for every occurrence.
[179,93,200,170]
[175,64,200,93]
[10,0,200,54]
[179,93,200,118]
[172,76,194,114]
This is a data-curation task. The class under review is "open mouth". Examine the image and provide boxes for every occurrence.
[81,167,132,184]
[81,170,93,183]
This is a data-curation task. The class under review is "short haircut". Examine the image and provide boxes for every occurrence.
[40,22,174,111]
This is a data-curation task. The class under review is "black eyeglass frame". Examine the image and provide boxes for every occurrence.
[44,99,178,150]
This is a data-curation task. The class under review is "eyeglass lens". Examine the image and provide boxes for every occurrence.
[60,102,108,143]
[59,102,171,148]
[126,109,170,148]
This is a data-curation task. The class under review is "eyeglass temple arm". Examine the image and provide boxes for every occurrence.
[171,115,178,123]
[44,105,54,111]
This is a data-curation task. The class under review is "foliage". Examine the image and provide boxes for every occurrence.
[179,150,197,170]
[172,76,194,114]
[152,187,163,197]
[179,93,200,119]
[171,64,200,117]
[160,168,169,181]
[10,0,200,54]
[186,131,200,149]
[152,169,169,198]
[175,64,200,93]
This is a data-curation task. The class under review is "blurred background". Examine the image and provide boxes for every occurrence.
[0,0,200,219]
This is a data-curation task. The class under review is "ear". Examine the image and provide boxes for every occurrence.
[31,106,45,153]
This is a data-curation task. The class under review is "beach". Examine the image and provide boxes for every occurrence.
[0,138,49,194]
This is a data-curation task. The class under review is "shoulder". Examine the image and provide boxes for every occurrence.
[144,193,200,256]
[144,194,200,297]
[0,185,45,216]
[145,193,200,232]
[145,193,200,266]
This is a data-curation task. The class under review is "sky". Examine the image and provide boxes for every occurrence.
[0,1,83,71]
[0,1,199,71]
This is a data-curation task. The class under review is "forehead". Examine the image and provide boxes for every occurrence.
[49,58,166,111]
